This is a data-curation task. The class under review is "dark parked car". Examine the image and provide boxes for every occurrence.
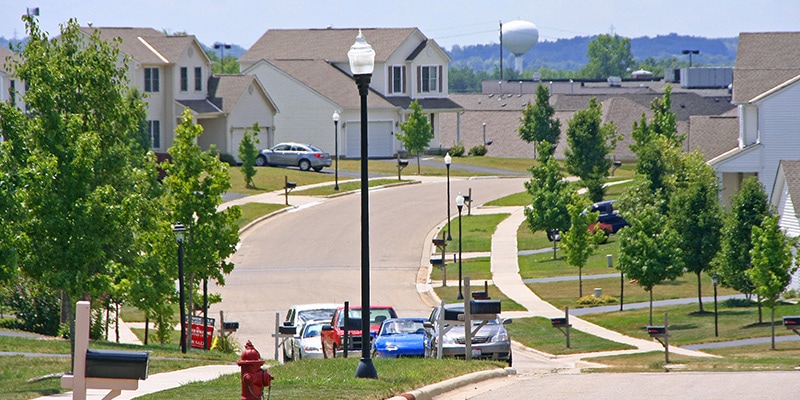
[587,200,628,234]
[256,142,332,172]
[424,303,512,365]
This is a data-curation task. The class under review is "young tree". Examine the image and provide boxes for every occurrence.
[238,123,261,188]
[713,176,771,322]
[518,84,561,157]
[747,215,797,349]
[580,33,636,79]
[618,182,683,324]
[668,151,722,313]
[2,17,163,335]
[564,97,620,202]
[162,109,242,347]
[561,193,603,297]
[630,86,682,197]
[397,100,433,174]
[524,142,571,255]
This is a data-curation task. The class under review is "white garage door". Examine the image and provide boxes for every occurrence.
[345,121,394,158]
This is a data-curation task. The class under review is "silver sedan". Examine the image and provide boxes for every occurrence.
[256,142,332,172]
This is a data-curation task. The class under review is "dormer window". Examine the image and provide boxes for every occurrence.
[145,67,159,93]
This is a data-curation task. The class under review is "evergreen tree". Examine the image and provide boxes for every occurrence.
[238,123,260,188]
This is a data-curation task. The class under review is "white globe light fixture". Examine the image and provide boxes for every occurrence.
[348,29,375,75]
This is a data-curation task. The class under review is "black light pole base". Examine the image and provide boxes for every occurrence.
[356,357,378,379]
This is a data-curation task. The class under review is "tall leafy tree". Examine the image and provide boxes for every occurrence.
[397,100,433,174]
[618,185,683,324]
[564,97,620,202]
[524,142,571,254]
[561,193,603,297]
[162,109,241,345]
[747,215,797,349]
[630,86,682,197]
[518,84,561,157]
[713,176,771,321]
[580,33,636,79]
[668,151,722,313]
[238,123,260,188]
[2,17,162,333]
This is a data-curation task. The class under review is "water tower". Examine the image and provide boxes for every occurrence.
[502,20,539,72]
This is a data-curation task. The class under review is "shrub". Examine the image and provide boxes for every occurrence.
[218,153,238,166]
[576,294,618,306]
[468,145,488,156]
[449,143,465,157]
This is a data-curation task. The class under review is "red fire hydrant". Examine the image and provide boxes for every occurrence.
[238,340,274,400]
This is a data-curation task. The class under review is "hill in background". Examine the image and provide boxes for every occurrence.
[446,33,738,71]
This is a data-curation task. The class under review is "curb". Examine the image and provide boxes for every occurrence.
[388,367,516,400]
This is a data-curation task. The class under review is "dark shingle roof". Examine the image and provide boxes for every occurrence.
[241,28,418,64]
[175,99,222,114]
[79,27,201,65]
[733,32,800,103]
[687,115,740,161]
[385,96,463,111]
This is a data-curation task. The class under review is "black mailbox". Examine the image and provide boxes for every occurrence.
[551,317,568,327]
[432,238,447,248]
[471,291,489,300]
[430,257,444,266]
[470,300,501,315]
[783,316,800,328]
[85,349,149,380]
[223,321,239,331]
[278,325,296,335]
[443,308,464,321]
[613,161,622,167]
[646,326,667,338]
[285,181,297,189]
[398,159,409,168]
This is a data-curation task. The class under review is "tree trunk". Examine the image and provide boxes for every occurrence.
[186,272,195,351]
[649,290,654,326]
[417,151,422,175]
[579,267,583,298]
[758,294,763,324]
[696,271,704,313]
[770,305,776,350]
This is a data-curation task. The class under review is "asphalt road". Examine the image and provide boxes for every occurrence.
[209,176,528,357]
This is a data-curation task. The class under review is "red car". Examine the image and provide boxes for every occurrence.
[320,305,397,358]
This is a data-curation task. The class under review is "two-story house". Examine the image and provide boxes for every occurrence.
[80,27,277,159]
[0,45,26,115]
[239,28,462,158]
[708,32,800,206]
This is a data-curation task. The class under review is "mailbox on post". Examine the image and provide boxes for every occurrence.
[397,153,409,180]
[284,176,296,205]
[784,316,800,335]
[85,350,149,380]
[469,299,501,319]
[550,317,568,327]
[647,325,668,338]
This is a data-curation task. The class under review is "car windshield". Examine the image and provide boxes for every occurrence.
[303,323,323,338]
[337,308,395,326]
[381,320,425,335]
[298,309,334,323]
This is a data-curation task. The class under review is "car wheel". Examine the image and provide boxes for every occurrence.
[313,166,323,172]
[299,159,311,171]
[256,155,267,167]
[283,347,290,362]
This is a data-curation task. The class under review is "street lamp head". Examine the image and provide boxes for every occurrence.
[444,152,451,166]
[332,110,340,123]
[214,42,231,50]
[456,192,465,210]
[712,273,718,286]
[348,29,375,75]
[173,223,186,244]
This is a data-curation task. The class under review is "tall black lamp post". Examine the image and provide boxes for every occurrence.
[332,110,340,190]
[682,49,699,67]
[173,223,188,354]
[712,273,719,337]
[444,153,452,240]
[482,123,487,146]
[214,42,232,72]
[348,29,377,379]
[456,192,465,300]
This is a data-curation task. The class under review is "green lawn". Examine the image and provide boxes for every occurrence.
[506,316,635,355]
[430,256,492,281]
[436,213,510,252]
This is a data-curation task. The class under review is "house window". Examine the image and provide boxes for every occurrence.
[180,67,188,92]
[148,120,161,149]
[144,68,159,93]
[391,65,404,93]
[194,67,202,91]
[9,80,15,107]
[420,66,439,93]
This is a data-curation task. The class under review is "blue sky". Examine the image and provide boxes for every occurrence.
[2,0,798,50]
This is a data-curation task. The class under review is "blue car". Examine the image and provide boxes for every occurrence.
[372,318,428,358]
